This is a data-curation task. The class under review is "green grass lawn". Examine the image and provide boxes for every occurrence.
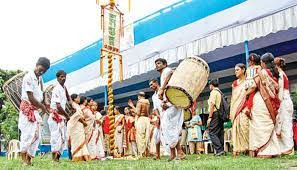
[1,154,297,170]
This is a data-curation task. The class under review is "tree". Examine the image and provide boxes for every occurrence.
[0,101,18,147]
[0,68,21,150]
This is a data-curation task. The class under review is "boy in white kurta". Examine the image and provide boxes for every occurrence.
[19,57,50,165]
[150,79,170,160]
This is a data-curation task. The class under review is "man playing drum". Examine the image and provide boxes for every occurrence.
[155,58,186,161]
[48,70,70,162]
[18,57,50,165]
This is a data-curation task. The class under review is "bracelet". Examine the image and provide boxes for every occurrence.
[208,117,212,119]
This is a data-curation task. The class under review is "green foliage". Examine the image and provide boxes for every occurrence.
[0,68,21,148]
[0,101,18,147]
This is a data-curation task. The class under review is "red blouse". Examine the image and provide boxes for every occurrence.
[232,80,238,87]
[283,73,289,90]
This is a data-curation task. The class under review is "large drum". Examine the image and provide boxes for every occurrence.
[165,56,209,109]
[2,71,28,111]
[44,84,73,117]
[183,109,192,122]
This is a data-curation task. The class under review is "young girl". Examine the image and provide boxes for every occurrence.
[101,110,110,156]
[91,101,106,159]
[124,107,137,157]
[186,109,203,154]
[114,106,125,157]
[245,53,261,117]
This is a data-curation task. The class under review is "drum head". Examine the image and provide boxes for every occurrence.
[165,87,192,108]
[183,109,192,121]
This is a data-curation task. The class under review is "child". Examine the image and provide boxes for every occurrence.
[244,53,261,117]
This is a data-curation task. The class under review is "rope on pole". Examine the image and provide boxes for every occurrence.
[107,53,115,156]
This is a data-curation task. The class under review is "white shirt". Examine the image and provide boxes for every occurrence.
[160,67,172,87]
[152,91,162,114]
[21,71,44,103]
[160,67,173,107]
[50,83,67,110]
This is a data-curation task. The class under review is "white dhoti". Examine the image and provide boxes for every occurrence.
[153,124,171,155]
[153,128,161,145]
[18,111,42,157]
[162,106,183,148]
[48,115,67,154]
[149,126,156,154]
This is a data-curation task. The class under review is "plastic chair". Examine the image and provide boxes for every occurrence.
[7,139,20,160]
[203,131,214,154]
[224,128,232,152]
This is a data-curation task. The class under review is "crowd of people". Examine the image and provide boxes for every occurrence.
[201,52,294,158]
[16,51,295,165]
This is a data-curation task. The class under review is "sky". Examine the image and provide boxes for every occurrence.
[0,0,180,71]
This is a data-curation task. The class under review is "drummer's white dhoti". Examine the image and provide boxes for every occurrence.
[48,115,67,154]
[18,111,42,157]
[161,106,183,148]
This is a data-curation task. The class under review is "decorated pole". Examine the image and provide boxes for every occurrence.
[107,52,115,156]
[97,0,125,157]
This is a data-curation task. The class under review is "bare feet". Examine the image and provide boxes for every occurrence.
[26,154,33,166]
[168,148,176,162]
[177,151,186,160]
[21,152,29,166]
[176,143,186,160]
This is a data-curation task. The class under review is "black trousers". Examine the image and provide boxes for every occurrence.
[209,111,224,153]
[68,145,72,160]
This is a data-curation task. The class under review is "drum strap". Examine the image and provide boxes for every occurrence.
[39,77,44,92]
[64,86,70,101]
